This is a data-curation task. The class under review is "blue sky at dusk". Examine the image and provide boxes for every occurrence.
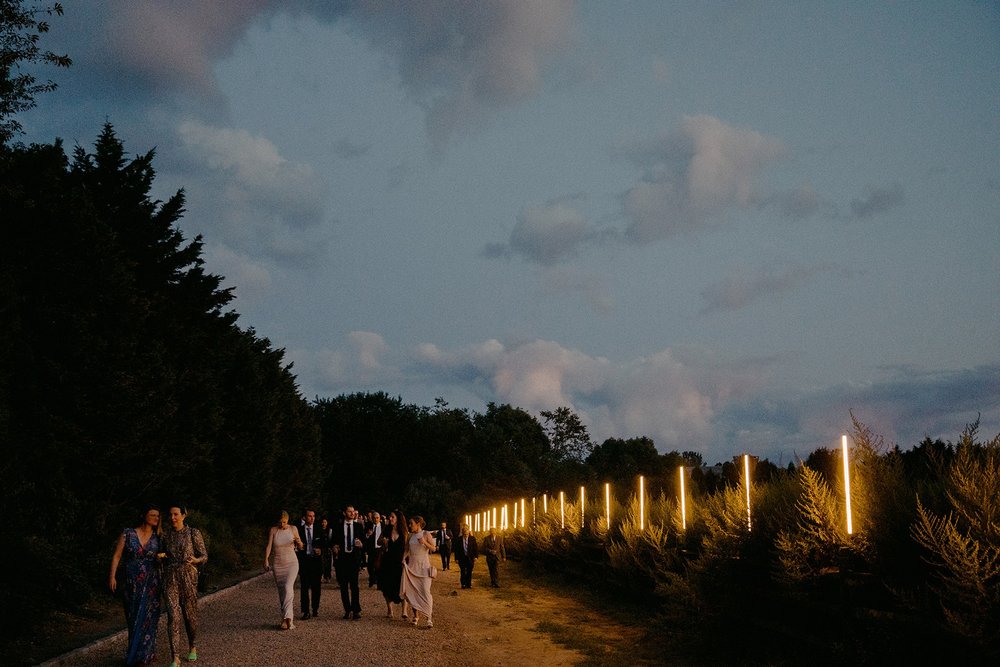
[21,1,999,463]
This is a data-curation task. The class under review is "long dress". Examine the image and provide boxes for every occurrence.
[379,532,404,604]
[271,527,300,621]
[122,527,162,667]
[401,530,434,619]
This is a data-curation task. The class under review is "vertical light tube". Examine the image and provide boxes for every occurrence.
[475,513,480,532]
[513,501,518,529]
[521,498,526,528]
[843,434,853,535]
[532,497,536,526]
[492,506,497,529]
[560,491,565,529]
[580,486,585,528]
[605,482,611,529]
[679,466,687,531]
[543,493,548,513]
[743,454,752,532]
[639,475,645,531]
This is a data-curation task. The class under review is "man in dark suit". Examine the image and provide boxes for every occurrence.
[453,523,478,589]
[482,526,506,587]
[296,509,326,619]
[334,505,365,619]
[435,521,453,570]
[365,511,384,588]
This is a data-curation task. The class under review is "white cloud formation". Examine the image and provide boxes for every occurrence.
[618,115,787,242]
[508,199,594,265]
[177,120,327,262]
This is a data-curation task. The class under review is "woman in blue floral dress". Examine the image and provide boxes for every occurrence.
[109,504,163,667]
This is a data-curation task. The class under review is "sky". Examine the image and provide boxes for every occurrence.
[20,1,1000,464]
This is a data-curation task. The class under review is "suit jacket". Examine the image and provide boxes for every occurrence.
[334,520,366,567]
[435,528,453,551]
[453,533,478,561]
[365,521,385,553]
[297,523,327,563]
[482,533,506,561]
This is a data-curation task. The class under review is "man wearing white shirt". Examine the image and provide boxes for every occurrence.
[335,505,365,619]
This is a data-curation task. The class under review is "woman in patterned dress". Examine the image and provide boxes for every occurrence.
[109,504,163,667]
[161,505,208,667]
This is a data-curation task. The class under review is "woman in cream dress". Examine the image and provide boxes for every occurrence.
[264,511,303,630]
[400,515,437,628]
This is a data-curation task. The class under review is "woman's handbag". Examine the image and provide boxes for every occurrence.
[427,565,438,579]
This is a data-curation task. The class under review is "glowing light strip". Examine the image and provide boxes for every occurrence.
[580,486,585,527]
[743,454,752,532]
[543,493,548,513]
[679,466,687,531]
[843,434,853,535]
[639,476,645,531]
[521,498,526,528]
[560,491,565,529]
[605,482,611,528]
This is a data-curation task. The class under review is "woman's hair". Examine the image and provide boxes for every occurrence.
[410,514,426,530]
[390,509,409,540]
[137,504,161,533]
[279,510,289,524]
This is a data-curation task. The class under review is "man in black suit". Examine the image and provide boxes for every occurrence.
[365,511,384,588]
[334,505,365,619]
[453,523,478,589]
[296,509,326,619]
[435,521,453,570]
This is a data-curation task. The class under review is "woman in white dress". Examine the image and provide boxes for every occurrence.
[264,511,303,630]
[401,515,438,628]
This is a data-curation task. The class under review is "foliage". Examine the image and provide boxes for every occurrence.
[774,465,849,583]
[0,0,70,144]
[911,420,1000,641]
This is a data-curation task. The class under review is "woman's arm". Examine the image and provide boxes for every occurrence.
[108,532,125,592]
[264,527,276,570]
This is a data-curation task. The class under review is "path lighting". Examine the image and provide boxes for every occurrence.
[513,501,517,529]
[639,475,646,531]
[743,454,752,532]
[492,507,497,529]
[560,491,565,529]
[521,498,526,528]
[679,466,687,531]
[532,497,536,526]
[604,483,611,528]
[580,486,585,527]
[843,434,854,535]
[475,513,480,532]
[502,504,508,530]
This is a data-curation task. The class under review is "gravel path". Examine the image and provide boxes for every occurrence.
[42,564,583,667]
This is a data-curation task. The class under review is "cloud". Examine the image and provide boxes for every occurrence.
[337,0,578,149]
[102,0,274,99]
[849,182,904,220]
[176,120,328,262]
[759,184,827,220]
[617,115,787,242]
[700,264,835,314]
[332,138,371,160]
[310,331,395,389]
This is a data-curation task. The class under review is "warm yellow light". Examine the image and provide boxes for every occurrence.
[513,501,517,528]
[639,475,645,531]
[843,434,853,535]
[605,482,611,528]
[560,491,565,529]
[543,493,548,513]
[580,485,585,527]
[743,454,752,532]
[475,513,480,532]
[502,504,508,530]
[532,497,536,526]
[521,498,526,528]
[679,466,687,531]
[492,506,497,529]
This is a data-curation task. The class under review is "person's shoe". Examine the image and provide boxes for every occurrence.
[169,661,179,667]
[187,649,198,662]
[281,618,289,630]
[352,611,361,620]
[288,620,295,630]
[301,611,311,620]
[426,618,433,628]
[312,609,319,618]
[343,611,351,619]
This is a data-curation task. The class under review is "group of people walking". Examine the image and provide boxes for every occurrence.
[108,504,207,667]
[264,506,447,630]
[109,503,505,666]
